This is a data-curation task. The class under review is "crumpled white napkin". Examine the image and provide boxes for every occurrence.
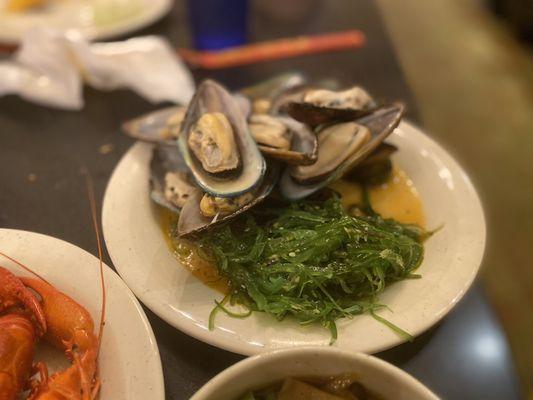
[0,28,195,109]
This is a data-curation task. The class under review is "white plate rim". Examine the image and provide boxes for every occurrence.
[103,120,486,356]
[190,346,439,400]
[0,0,173,45]
[0,228,166,399]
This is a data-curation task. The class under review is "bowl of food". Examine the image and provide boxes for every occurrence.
[103,73,485,354]
[191,346,438,400]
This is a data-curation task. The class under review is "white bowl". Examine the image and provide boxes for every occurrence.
[191,346,439,400]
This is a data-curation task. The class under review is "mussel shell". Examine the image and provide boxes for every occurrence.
[150,145,190,213]
[239,72,306,100]
[361,142,398,161]
[269,85,311,115]
[351,103,404,162]
[344,143,398,185]
[269,79,342,115]
[178,80,266,198]
[280,103,405,200]
[177,163,280,237]
[286,102,376,127]
[257,116,318,165]
[122,96,251,146]
[233,93,252,118]
[123,106,185,145]
[348,158,393,186]
[289,122,371,184]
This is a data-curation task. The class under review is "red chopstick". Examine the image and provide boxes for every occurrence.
[0,30,366,69]
[178,30,366,69]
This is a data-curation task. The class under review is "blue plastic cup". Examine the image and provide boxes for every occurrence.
[188,0,249,50]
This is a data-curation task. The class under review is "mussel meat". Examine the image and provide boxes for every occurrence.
[303,87,374,110]
[178,79,266,198]
[164,171,195,208]
[250,115,318,165]
[200,192,255,217]
[188,112,240,174]
[249,114,293,151]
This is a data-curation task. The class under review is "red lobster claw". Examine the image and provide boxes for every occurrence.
[0,266,46,335]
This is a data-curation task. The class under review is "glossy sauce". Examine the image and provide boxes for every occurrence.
[329,167,425,227]
[161,211,229,293]
[162,167,424,292]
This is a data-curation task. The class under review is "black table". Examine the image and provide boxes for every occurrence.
[0,1,523,399]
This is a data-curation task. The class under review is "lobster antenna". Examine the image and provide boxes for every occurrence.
[0,250,50,284]
[83,169,106,350]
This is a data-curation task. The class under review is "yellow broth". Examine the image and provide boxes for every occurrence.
[329,168,425,227]
[161,211,230,293]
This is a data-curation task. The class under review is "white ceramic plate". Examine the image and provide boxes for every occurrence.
[191,346,438,400]
[0,0,172,44]
[0,229,165,400]
[103,121,486,356]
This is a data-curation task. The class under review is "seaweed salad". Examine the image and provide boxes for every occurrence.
[191,195,427,340]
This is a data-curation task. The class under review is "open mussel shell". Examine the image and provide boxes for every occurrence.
[178,79,266,198]
[286,102,376,127]
[257,117,318,165]
[177,164,280,237]
[273,85,376,127]
[123,106,186,145]
[290,121,372,185]
[233,93,252,118]
[122,95,250,146]
[150,145,190,213]
[269,85,312,115]
[280,103,405,200]
[269,78,342,115]
[239,72,307,101]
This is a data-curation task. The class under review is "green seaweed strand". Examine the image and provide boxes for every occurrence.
[194,196,428,340]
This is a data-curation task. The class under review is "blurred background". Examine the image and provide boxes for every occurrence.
[375,1,533,398]
[190,3,533,393]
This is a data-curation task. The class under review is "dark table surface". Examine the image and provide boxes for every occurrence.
[0,1,524,399]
